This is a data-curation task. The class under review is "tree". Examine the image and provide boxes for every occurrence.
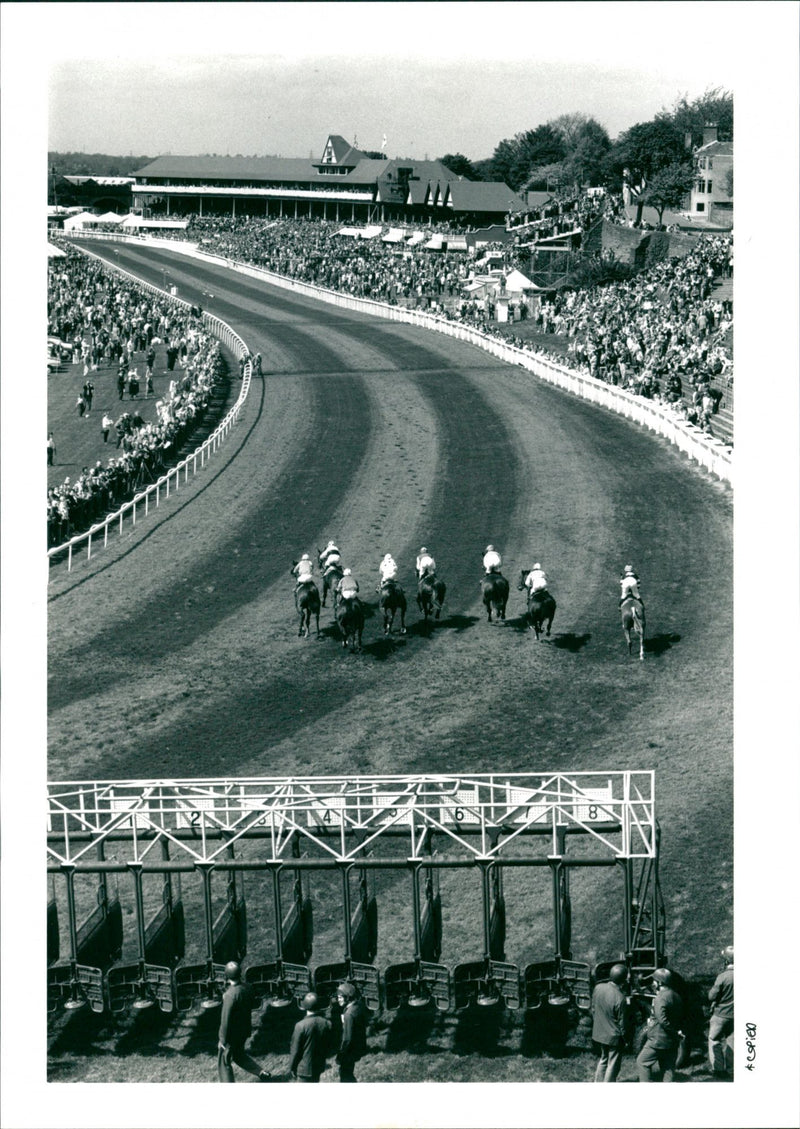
[663,87,733,146]
[640,161,694,224]
[561,119,611,187]
[439,153,481,180]
[604,117,687,189]
[361,150,388,160]
[487,125,566,190]
[523,162,566,193]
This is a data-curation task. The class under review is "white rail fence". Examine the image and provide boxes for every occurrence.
[48,243,253,575]
[66,232,733,490]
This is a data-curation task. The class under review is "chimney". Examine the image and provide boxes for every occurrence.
[702,122,718,146]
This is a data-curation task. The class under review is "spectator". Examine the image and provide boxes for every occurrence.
[47,432,56,466]
[101,413,114,443]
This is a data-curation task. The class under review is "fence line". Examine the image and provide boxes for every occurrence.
[65,232,733,486]
[48,244,253,576]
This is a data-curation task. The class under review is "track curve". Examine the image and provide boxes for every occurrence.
[48,241,732,971]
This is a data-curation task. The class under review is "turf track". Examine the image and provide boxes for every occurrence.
[48,240,732,991]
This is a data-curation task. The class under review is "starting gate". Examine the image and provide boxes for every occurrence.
[47,772,664,1019]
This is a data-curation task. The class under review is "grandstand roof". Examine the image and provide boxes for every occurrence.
[443,180,526,213]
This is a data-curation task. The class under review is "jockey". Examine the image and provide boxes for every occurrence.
[292,554,314,587]
[416,546,436,579]
[337,568,359,601]
[525,562,548,595]
[619,564,644,606]
[379,553,398,589]
[483,545,502,574]
[319,540,342,573]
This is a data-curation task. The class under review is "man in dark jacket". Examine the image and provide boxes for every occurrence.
[636,968,684,1082]
[335,983,368,1082]
[217,961,271,1083]
[591,964,629,1082]
[708,945,734,1076]
[289,992,333,1083]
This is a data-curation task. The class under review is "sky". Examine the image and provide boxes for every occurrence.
[39,2,744,161]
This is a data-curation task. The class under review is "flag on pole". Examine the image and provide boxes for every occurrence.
[381,133,387,151]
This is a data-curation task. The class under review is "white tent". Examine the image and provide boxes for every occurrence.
[62,211,98,231]
[406,231,427,246]
[503,268,535,292]
[96,211,124,223]
[382,228,408,244]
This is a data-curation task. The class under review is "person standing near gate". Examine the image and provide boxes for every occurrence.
[708,945,734,1077]
[335,983,368,1082]
[289,992,332,1083]
[636,968,684,1082]
[217,962,271,1083]
[591,963,629,1082]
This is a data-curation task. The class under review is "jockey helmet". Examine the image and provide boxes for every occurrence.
[651,968,672,986]
[533,562,541,570]
[301,553,310,561]
[722,945,734,962]
[343,568,351,576]
[485,545,494,552]
[609,963,627,985]
[420,546,428,554]
[224,961,242,982]
[624,564,635,575]
[326,540,336,549]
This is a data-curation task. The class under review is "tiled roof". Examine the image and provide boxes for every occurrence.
[696,141,733,156]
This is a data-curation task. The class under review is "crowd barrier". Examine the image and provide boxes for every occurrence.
[65,231,733,487]
[47,242,253,575]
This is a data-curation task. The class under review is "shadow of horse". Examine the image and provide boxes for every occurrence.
[644,632,681,656]
[550,632,592,653]
[362,635,409,661]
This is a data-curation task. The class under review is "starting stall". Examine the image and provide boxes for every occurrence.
[47,772,664,1023]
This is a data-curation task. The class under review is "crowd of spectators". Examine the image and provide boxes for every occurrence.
[506,188,629,242]
[59,204,733,463]
[47,246,228,548]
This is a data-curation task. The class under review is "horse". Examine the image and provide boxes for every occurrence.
[317,549,344,609]
[417,572,446,622]
[481,572,509,623]
[517,570,556,640]
[296,581,321,639]
[336,596,364,652]
[621,596,646,660]
[379,579,407,635]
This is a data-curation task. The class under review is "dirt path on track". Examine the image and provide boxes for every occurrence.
[48,243,733,976]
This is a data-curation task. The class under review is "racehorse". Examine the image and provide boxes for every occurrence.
[517,570,556,640]
[481,572,509,623]
[379,580,407,635]
[417,573,446,622]
[296,581,321,639]
[621,596,646,660]
[336,596,364,652]
[317,548,343,609]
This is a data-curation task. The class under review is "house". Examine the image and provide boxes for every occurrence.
[689,124,733,223]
